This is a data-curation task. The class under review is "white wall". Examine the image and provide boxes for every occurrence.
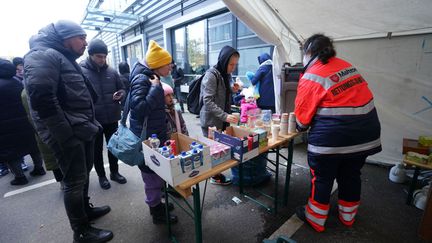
[335,34,432,164]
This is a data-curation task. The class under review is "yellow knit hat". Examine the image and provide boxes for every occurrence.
[145,40,172,69]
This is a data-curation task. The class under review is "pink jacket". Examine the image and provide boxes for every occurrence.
[240,99,258,123]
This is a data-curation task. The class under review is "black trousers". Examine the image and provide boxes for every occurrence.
[174,86,184,111]
[308,154,367,204]
[94,122,119,177]
[51,138,94,231]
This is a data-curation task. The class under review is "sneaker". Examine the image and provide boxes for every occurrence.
[21,161,28,171]
[210,174,232,186]
[0,167,9,176]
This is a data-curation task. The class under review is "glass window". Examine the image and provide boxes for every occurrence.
[173,27,186,69]
[208,13,232,67]
[237,20,254,37]
[124,40,143,68]
[187,20,206,74]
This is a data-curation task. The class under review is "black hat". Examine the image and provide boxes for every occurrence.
[54,20,87,40]
[88,39,108,55]
[0,58,17,79]
[12,57,23,67]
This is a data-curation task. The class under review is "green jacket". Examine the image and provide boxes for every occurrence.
[21,90,58,171]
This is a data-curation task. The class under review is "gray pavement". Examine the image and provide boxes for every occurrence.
[0,111,428,243]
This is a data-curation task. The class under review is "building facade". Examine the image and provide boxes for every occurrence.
[82,0,272,84]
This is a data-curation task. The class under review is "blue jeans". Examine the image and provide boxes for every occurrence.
[51,138,94,231]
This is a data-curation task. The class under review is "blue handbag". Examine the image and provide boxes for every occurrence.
[107,93,147,166]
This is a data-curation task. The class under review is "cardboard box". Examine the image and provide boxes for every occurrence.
[195,136,232,168]
[213,126,259,163]
[252,128,268,148]
[142,133,211,187]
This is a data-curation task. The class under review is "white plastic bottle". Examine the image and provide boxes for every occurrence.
[149,134,160,150]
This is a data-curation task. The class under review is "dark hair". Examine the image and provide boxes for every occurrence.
[118,61,130,74]
[303,34,336,64]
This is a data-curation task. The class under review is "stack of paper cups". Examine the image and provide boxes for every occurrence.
[280,113,289,135]
[288,112,296,134]
[271,124,280,142]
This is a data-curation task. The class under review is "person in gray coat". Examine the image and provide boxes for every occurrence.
[80,39,126,190]
[199,45,240,185]
[24,20,113,242]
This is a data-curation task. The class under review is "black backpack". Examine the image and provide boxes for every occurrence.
[186,70,217,115]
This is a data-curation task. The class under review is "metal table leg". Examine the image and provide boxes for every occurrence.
[239,163,244,194]
[284,140,294,206]
[274,147,280,214]
[193,184,203,243]
[406,167,421,205]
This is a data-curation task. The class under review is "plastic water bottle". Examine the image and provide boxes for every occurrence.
[149,134,160,150]
[159,146,171,158]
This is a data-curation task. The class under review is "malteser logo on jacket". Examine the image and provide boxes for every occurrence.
[337,67,357,79]
[329,74,340,82]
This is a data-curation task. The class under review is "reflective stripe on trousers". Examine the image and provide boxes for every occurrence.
[305,197,329,232]
[338,199,359,226]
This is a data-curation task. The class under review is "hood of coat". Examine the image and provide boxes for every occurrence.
[257,53,271,65]
[0,59,17,79]
[27,23,82,61]
[215,46,239,81]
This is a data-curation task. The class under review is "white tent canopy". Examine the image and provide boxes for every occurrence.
[224,0,432,164]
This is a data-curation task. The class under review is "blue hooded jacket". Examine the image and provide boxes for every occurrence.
[251,53,275,108]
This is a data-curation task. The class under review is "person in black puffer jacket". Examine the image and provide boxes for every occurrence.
[24,20,113,242]
[80,39,127,190]
[128,40,178,225]
[0,58,45,185]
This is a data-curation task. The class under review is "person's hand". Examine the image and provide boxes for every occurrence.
[149,75,160,85]
[113,90,125,101]
[226,114,238,124]
[232,83,240,93]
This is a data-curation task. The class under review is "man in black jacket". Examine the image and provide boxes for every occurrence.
[80,39,126,190]
[171,62,185,112]
[24,20,113,243]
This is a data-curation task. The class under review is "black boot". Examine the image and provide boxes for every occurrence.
[150,202,174,214]
[149,203,178,224]
[10,176,28,185]
[86,203,111,221]
[30,167,46,176]
[295,205,306,222]
[98,176,111,190]
[73,224,113,243]
[110,172,127,184]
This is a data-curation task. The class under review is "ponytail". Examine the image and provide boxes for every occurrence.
[303,34,336,64]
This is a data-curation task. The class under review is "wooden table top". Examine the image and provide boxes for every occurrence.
[403,156,432,170]
[174,132,301,198]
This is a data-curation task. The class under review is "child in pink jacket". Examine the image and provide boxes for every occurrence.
[240,90,258,123]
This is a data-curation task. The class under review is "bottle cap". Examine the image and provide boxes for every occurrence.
[151,134,157,138]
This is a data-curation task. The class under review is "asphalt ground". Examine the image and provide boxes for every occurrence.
[0,111,428,243]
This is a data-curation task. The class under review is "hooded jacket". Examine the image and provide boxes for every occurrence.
[129,64,167,143]
[24,23,101,147]
[80,57,125,125]
[199,46,238,130]
[251,53,275,108]
[0,59,39,161]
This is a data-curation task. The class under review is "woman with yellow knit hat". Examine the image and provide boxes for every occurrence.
[128,40,178,224]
